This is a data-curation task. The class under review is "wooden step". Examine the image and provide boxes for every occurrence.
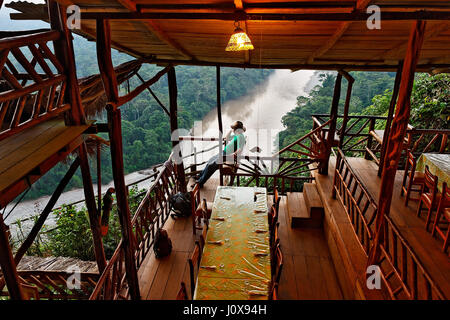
[286,192,322,228]
[303,182,325,221]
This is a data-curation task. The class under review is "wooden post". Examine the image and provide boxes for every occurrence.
[97,141,102,215]
[0,214,24,300]
[217,66,224,186]
[368,21,426,266]
[96,17,140,300]
[47,0,85,125]
[377,62,403,177]
[14,158,80,264]
[338,71,355,149]
[365,117,376,160]
[320,72,342,175]
[107,105,141,300]
[168,67,187,193]
[78,143,107,274]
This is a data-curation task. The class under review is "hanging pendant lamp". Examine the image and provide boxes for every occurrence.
[225,21,254,52]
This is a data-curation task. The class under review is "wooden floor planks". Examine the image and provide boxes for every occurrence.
[138,175,344,300]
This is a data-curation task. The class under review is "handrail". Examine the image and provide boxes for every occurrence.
[0,30,60,49]
[333,148,445,300]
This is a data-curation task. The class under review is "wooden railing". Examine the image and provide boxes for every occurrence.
[0,30,70,141]
[313,114,388,163]
[333,148,378,254]
[89,159,178,300]
[0,270,99,300]
[333,148,445,300]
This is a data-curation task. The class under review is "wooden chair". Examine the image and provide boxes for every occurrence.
[273,188,281,214]
[271,243,283,285]
[270,221,280,249]
[199,224,208,252]
[431,182,450,253]
[417,166,441,231]
[191,184,212,235]
[188,241,202,298]
[269,282,279,300]
[401,151,425,206]
[176,282,189,300]
[268,188,280,232]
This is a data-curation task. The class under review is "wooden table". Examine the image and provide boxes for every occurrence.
[416,153,450,192]
[194,186,271,300]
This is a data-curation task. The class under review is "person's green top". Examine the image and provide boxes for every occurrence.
[223,133,246,155]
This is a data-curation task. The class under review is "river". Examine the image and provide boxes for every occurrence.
[5,69,317,236]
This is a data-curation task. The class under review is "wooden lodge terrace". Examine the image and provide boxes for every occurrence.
[0,0,449,300]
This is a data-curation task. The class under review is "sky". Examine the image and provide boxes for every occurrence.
[1,0,47,30]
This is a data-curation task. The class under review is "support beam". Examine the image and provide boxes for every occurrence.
[47,0,85,125]
[78,143,107,274]
[320,72,342,175]
[78,10,450,21]
[368,20,426,266]
[117,0,195,60]
[96,18,119,105]
[168,67,187,193]
[135,72,170,116]
[14,158,80,264]
[0,214,24,300]
[377,62,403,177]
[338,70,354,149]
[117,66,171,106]
[217,66,224,185]
[307,0,372,64]
[107,105,141,299]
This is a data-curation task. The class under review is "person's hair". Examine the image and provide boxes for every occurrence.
[231,121,246,131]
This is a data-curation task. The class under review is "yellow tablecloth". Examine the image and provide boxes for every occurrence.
[194,186,271,300]
[416,153,450,192]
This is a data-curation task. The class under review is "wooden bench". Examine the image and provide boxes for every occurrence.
[0,119,91,208]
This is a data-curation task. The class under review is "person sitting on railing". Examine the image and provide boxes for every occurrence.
[195,121,246,188]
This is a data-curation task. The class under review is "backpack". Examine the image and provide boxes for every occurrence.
[169,192,192,218]
[153,228,172,259]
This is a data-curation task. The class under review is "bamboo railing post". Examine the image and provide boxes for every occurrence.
[377,62,403,177]
[368,20,427,267]
[320,72,342,175]
[47,0,85,126]
[338,71,355,150]
[106,105,140,300]
[365,117,376,160]
[0,214,24,300]
[96,18,140,300]
[168,67,187,193]
[78,143,107,274]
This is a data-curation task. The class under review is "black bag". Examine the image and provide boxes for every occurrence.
[169,192,191,218]
[153,228,172,259]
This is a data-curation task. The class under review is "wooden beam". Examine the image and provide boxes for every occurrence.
[320,72,342,174]
[14,158,80,264]
[168,67,187,193]
[47,0,85,125]
[382,22,450,61]
[79,10,450,22]
[96,19,119,105]
[78,143,107,274]
[217,66,224,185]
[146,58,450,72]
[338,70,354,149]
[0,214,24,299]
[117,65,171,106]
[377,62,403,177]
[135,73,170,116]
[368,20,426,266]
[106,105,141,300]
[117,0,195,60]
[307,0,372,64]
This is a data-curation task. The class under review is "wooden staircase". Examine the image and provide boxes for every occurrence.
[287,183,324,228]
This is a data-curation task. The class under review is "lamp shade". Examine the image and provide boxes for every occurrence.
[225,27,254,51]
